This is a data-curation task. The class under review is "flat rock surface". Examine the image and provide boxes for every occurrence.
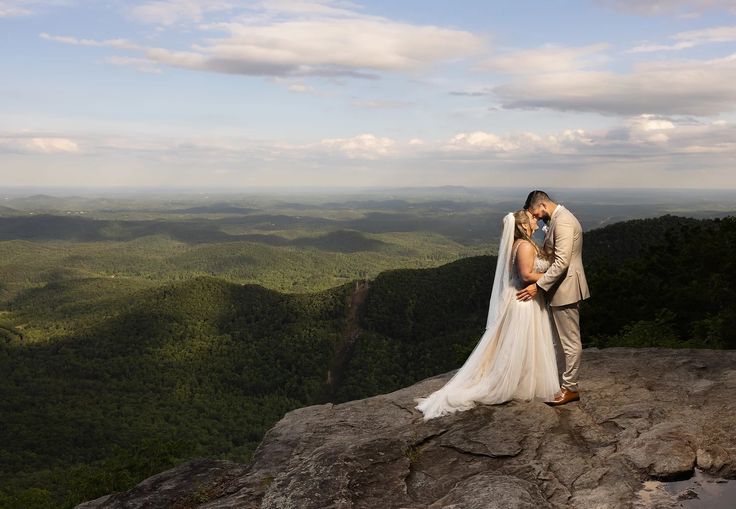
[77,348,736,509]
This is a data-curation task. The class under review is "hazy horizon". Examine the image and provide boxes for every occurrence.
[3,186,736,217]
[4,185,736,195]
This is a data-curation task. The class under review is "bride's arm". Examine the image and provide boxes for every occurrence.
[515,241,543,285]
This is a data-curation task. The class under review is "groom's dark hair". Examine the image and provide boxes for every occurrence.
[524,190,552,210]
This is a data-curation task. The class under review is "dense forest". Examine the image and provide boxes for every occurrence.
[1,214,734,508]
[0,278,352,508]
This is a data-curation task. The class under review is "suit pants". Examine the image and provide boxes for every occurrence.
[550,302,581,392]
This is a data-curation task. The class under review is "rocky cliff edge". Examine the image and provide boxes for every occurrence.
[78,348,736,508]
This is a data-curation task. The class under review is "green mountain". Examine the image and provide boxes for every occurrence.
[0,215,734,508]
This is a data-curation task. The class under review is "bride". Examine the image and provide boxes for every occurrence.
[415,210,560,420]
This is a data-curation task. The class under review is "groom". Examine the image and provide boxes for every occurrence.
[517,190,590,406]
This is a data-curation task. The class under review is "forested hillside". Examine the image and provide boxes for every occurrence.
[1,215,734,508]
[583,215,735,348]
[0,278,352,508]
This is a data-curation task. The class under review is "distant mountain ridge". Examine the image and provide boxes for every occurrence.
[0,215,387,252]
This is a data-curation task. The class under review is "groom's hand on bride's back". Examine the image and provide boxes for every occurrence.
[517,283,539,301]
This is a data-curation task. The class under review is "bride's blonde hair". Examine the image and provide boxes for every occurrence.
[512,209,547,259]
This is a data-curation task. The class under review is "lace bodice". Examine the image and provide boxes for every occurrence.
[534,253,550,273]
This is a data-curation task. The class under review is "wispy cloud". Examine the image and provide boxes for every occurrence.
[39,32,140,50]
[0,132,80,153]
[3,117,735,187]
[128,0,362,25]
[287,82,314,93]
[629,25,736,52]
[597,0,736,16]
[128,0,239,26]
[44,1,485,78]
[441,116,736,160]
[491,50,736,116]
[477,43,610,74]
[443,129,594,155]
[5,116,734,162]
[104,56,163,74]
[250,0,362,18]
[351,99,413,109]
[320,133,395,158]
[449,88,494,97]
[0,0,70,17]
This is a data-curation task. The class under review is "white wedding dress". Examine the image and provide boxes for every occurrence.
[415,213,560,420]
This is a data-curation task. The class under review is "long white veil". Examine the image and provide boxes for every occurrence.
[414,213,518,419]
[486,213,515,331]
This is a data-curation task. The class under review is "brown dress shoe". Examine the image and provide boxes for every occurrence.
[545,388,580,406]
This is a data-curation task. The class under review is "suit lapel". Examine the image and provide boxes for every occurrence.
[543,205,563,249]
[543,223,553,250]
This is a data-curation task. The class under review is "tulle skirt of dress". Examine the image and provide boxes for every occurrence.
[415,289,560,420]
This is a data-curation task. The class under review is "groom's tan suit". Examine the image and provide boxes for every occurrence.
[537,205,590,392]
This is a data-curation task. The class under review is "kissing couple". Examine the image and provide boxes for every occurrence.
[415,190,590,420]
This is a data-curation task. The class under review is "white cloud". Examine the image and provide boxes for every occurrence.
[287,82,314,93]
[445,129,594,155]
[268,77,319,93]
[189,18,483,76]
[28,137,79,153]
[438,117,736,161]
[630,25,736,52]
[653,118,736,154]
[449,88,494,97]
[129,0,238,25]
[478,43,610,74]
[104,56,163,74]
[39,32,140,50]
[0,0,69,17]
[45,2,485,78]
[320,133,395,158]
[129,0,362,25]
[598,0,736,16]
[628,114,675,143]
[0,0,32,16]
[129,0,237,26]
[493,52,736,116]
[630,114,675,132]
[0,134,80,153]
[351,99,413,109]
[251,0,361,17]
[3,120,735,188]
[9,119,734,163]
[446,132,521,153]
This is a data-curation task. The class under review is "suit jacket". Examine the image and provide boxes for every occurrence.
[536,205,590,307]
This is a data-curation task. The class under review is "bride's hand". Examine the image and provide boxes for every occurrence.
[516,283,538,301]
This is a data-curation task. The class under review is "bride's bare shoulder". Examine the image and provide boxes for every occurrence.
[514,239,536,251]
[514,240,536,261]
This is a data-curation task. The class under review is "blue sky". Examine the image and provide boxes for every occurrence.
[1,0,736,189]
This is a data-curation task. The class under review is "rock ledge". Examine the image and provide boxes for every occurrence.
[78,348,736,508]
